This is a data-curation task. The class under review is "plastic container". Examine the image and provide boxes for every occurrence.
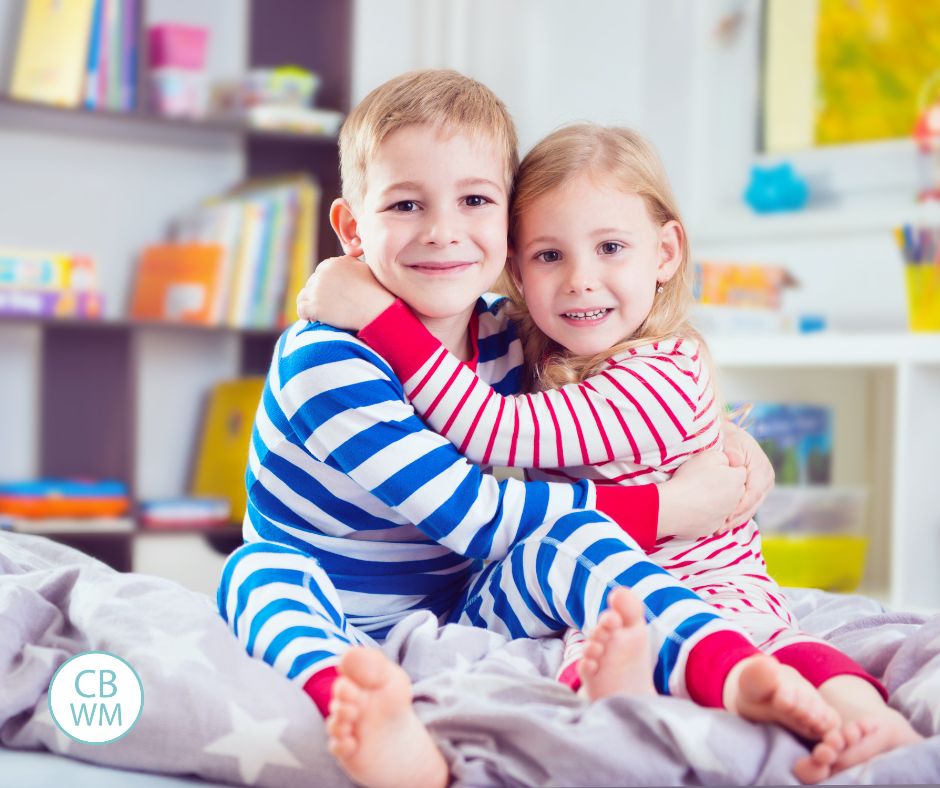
[756,485,866,535]
[762,534,867,591]
[905,264,940,332]
[148,24,209,71]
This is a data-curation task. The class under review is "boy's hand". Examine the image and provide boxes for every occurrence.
[656,450,746,539]
[722,421,774,525]
[296,255,396,330]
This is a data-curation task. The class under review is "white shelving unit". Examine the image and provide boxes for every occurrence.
[710,332,940,611]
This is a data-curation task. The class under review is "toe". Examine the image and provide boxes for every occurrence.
[332,677,363,705]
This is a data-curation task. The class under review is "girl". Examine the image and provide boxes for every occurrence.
[300,124,921,780]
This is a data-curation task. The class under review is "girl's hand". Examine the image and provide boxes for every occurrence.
[656,450,746,539]
[722,420,774,525]
[296,255,396,330]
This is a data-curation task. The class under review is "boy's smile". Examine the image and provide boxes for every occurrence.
[346,125,509,339]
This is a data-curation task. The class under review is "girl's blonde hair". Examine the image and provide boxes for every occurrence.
[500,123,704,390]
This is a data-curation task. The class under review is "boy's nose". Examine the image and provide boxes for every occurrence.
[420,208,461,246]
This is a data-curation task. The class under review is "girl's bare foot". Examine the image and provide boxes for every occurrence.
[723,655,840,741]
[325,647,448,788]
[793,711,922,783]
[580,587,655,700]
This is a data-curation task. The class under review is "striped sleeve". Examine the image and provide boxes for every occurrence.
[274,323,597,561]
[360,305,714,469]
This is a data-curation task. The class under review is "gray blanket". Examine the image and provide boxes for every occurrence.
[1,532,939,786]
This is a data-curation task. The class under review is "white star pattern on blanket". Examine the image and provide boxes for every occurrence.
[128,627,216,677]
[203,701,302,784]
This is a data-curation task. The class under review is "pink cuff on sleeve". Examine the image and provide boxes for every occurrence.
[358,299,442,383]
[595,484,659,550]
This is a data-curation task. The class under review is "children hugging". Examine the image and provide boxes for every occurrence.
[221,70,920,788]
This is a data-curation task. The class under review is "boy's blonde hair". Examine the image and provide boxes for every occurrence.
[339,69,519,207]
[499,123,703,390]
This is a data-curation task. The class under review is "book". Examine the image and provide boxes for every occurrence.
[10,0,98,107]
[191,377,266,522]
[226,200,270,326]
[121,0,140,110]
[0,289,103,319]
[138,497,231,530]
[280,179,320,325]
[0,251,97,290]
[733,403,832,486]
[83,0,105,109]
[0,516,135,534]
[129,244,224,324]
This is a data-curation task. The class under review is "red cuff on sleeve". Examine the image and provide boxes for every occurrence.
[595,484,659,550]
[359,299,442,383]
[303,666,340,718]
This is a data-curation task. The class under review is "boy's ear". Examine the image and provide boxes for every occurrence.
[329,198,364,257]
[657,220,684,283]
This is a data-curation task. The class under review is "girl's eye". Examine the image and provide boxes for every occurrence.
[391,200,419,212]
[536,250,561,263]
[600,242,623,255]
[464,195,490,207]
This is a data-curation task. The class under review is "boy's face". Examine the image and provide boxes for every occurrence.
[351,125,509,322]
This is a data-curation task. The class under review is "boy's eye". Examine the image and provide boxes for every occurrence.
[600,242,624,255]
[536,250,561,263]
[464,195,490,207]
[391,200,419,212]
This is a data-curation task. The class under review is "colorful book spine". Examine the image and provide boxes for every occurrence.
[108,0,123,109]
[0,289,103,319]
[121,0,140,110]
[83,0,105,109]
[0,252,97,290]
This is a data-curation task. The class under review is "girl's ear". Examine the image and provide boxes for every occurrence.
[330,198,364,257]
[657,220,684,283]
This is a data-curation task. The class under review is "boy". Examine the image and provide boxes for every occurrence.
[218,70,837,788]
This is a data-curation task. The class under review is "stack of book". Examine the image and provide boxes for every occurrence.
[9,0,140,111]
[129,175,320,329]
[0,251,103,319]
[692,261,798,335]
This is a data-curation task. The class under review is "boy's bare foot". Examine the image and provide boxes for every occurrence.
[325,647,448,788]
[793,711,922,783]
[580,587,655,701]
[723,655,840,741]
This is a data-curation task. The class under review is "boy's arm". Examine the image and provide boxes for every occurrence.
[360,301,713,470]
[275,326,659,557]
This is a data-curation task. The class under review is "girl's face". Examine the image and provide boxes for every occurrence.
[512,173,682,357]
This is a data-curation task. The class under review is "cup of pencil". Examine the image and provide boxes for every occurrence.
[894,224,940,332]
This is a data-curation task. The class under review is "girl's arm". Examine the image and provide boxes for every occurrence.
[360,301,714,471]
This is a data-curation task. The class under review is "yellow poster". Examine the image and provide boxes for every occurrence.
[816,0,940,145]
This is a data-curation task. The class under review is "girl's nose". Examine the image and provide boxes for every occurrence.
[564,259,598,293]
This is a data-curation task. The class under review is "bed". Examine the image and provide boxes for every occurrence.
[2,531,939,786]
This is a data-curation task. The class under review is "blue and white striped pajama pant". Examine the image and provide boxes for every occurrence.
[217,508,746,700]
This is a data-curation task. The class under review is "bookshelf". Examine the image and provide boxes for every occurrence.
[0,0,351,586]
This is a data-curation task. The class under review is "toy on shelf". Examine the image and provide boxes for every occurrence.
[743,162,809,214]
